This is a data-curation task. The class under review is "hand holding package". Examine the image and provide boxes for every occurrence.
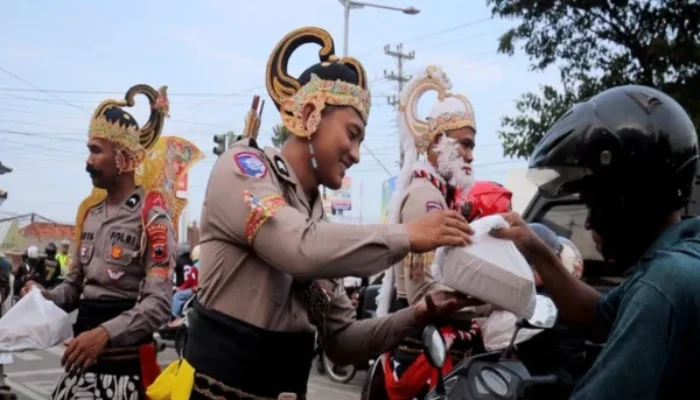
[0,287,73,352]
[435,215,537,319]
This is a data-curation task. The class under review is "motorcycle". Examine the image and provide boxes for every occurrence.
[315,282,376,384]
[421,295,599,400]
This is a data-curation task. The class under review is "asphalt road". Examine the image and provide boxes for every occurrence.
[0,345,364,400]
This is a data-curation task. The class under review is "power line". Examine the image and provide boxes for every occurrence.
[0,65,89,114]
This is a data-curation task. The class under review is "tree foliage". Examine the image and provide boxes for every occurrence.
[488,0,700,159]
[272,124,290,149]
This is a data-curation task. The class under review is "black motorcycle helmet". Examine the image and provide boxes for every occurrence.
[528,85,698,263]
[45,242,57,257]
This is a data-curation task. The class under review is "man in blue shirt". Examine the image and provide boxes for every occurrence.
[493,85,699,399]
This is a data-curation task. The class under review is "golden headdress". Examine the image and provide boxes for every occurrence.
[399,65,475,155]
[265,26,371,138]
[88,84,170,172]
[75,85,205,246]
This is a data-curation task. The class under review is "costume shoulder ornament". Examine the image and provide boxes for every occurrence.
[73,84,171,244]
[265,26,371,138]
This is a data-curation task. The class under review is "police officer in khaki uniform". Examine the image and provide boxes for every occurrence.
[182,27,475,400]
[23,85,175,400]
[374,66,487,399]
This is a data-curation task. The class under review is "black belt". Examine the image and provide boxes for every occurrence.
[74,299,149,375]
[185,300,315,398]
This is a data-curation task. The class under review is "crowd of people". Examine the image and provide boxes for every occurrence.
[1,24,697,400]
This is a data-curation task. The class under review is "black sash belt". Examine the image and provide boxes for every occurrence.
[185,300,315,399]
[74,299,149,376]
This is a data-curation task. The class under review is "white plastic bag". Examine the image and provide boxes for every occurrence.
[480,310,543,351]
[437,215,537,319]
[0,287,73,352]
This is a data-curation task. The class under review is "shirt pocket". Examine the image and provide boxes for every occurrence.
[102,230,141,289]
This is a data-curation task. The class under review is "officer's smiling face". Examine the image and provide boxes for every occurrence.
[313,106,365,190]
[86,138,120,189]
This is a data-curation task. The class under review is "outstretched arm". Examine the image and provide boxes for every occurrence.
[205,147,411,280]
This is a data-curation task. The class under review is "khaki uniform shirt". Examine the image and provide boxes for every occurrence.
[48,187,176,347]
[197,139,417,365]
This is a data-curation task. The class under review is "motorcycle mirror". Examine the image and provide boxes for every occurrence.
[422,325,447,368]
[525,294,558,329]
[504,295,558,355]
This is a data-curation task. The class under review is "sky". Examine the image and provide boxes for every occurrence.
[0,0,561,227]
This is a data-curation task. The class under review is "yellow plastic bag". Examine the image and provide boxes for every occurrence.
[146,359,195,400]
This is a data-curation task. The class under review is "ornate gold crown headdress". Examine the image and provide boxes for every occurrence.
[265,26,371,138]
[88,84,170,171]
[399,65,475,155]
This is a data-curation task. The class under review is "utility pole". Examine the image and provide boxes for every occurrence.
[384,43,415,167]
[383,43,415,109]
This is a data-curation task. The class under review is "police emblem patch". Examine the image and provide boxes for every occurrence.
[146,223,169,264]
[234,152,267,178]
[426,201,443,212]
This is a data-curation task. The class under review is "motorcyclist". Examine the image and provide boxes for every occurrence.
[494,85,700,399]
[13,246,43,299]
[42,242,62,289]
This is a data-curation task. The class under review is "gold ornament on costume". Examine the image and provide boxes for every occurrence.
[265,26,371,138]
[399,65,475,155]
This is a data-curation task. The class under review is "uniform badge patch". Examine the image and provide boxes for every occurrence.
[125,193,141,209]
[80,246,88,257]
[234,151,267,178]
[426,201,443,212]
[106,267,125,280]
[146,223,169,264]
[274,155,289,177]
[243,190,287,244]
[110,245,123,260]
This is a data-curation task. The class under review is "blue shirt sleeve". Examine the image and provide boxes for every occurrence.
[570,281,679,400]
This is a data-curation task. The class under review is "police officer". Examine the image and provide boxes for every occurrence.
[182,27,474,400]
[56,239,71,277]
[42,242,62,288]
[494,85,700,399]
[23,84,174,400]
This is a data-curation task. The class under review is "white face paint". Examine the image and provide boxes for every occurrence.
[432,135,474,191]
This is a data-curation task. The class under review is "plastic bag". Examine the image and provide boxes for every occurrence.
[480,310,544,351]
[437,215,537,319]
[0,287,73,352]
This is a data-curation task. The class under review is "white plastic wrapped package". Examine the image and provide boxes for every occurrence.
[436,215,537,319]
[0,287,73,352]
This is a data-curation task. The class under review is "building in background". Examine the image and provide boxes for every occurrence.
[0,214,74,267]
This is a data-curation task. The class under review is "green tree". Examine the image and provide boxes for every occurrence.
[488,0,700,159]
[271,124,290,149]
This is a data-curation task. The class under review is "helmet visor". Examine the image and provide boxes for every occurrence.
[527,166,592,198]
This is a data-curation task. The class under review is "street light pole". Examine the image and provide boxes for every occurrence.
[344,0,351,57]
[338,0,420,57]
